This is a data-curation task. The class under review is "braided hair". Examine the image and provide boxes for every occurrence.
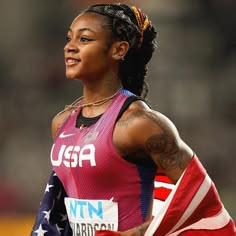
[84,4,157,98]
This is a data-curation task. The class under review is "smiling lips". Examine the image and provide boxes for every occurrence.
[65,57,80,65]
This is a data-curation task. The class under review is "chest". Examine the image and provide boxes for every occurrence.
[51,118,142,198]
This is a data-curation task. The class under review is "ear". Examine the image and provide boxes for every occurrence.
[111,41,129,61]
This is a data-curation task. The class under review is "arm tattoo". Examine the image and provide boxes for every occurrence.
[146,133,181,171]
[116,105,147,128]
[145,124,189,172]
[116,110,137,128]
[117,105,190,172]
[134,110,188,172]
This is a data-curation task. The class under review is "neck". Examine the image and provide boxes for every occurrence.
[80,86,122,117]
[82,70,121,103]
[82,81,122,104]
[82,88,121,108]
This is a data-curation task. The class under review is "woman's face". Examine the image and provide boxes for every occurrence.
[64,13,113,80]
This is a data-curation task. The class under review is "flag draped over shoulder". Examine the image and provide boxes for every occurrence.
[145,155,236,236]
[30,170,71,236]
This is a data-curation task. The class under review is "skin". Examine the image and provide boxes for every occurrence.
[52,13,193,235]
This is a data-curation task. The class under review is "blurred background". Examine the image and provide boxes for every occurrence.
[0,0,235,235]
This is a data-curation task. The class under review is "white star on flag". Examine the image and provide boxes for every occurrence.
[42,210,51,222]
[60,213,68,222]
[45,183,54,193]
[34,224,47,236]
[56,224,64,233]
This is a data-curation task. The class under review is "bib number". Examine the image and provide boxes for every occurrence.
[65,197,118,236]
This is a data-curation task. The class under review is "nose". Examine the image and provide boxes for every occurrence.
[64,41,78,53]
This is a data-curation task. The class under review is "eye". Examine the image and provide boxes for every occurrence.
[80,36,92,42]
[66,36,71,43]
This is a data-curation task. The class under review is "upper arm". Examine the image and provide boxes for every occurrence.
[119,101,193,183]
[142,112,193,183]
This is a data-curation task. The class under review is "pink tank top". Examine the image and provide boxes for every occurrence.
[50,89,157,230]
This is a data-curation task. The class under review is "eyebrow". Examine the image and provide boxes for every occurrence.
[68,28,96,34]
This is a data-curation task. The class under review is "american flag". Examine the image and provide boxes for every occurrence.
[30,170,71,236]
[145,155,236,236]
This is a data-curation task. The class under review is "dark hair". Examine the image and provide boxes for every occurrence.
[85,4,157,98]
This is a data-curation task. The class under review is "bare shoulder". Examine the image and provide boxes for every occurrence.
[115,99,193,182]
[51,108,73,139]
[114,99,175,152]
[116,99,178,137]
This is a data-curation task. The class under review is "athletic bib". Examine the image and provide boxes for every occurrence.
[65,197,118,236]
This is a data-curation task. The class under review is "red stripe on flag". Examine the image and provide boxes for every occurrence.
[155,169,173,184]
[180,182,222,229]
[155,174,173,184]
[154,187,172,201]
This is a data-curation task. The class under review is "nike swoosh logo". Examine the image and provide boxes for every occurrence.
[59,131,75,138]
